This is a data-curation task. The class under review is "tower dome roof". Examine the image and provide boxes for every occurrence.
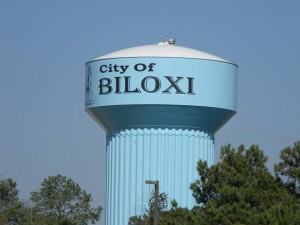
[93,43,229,62]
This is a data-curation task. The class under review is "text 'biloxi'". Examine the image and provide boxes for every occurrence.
[97,62,195,95]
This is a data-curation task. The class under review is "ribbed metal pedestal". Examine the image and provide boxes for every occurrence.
[105,128,214,225]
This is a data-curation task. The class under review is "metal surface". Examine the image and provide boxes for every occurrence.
[166,38,176,45]
[106,128,214,224]
[85,42,238,225]
[91,44,231,62]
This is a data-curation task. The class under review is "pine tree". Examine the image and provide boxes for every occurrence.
[190,145,297,225]
[30,174,102,225]
[275,141,300,197]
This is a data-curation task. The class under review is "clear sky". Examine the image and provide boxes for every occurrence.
[1,1,300,224]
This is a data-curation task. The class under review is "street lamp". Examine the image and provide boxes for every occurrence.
[145,180,159,225]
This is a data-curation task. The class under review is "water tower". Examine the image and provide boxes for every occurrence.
[85,39,238,225]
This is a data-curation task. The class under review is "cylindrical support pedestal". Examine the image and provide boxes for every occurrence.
[105,128,214,225]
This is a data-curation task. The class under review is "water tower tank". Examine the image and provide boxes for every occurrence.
[85,39,238,225]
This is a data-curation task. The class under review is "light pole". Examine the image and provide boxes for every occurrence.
[145,180,159,225]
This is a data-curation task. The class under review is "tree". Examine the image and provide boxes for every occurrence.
[129,199,206,225]
[146,191,168,218]
[0,177,24,224]
[128,192,168,225]
[158,201,206,225]
[58,217,78,225]
[128,193,206,225]
[30,174,102,225]
[190,144,298,225]
[129,144,300,224]
[275,141,300,197]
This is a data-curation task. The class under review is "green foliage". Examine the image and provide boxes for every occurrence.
[58,217,78,225]
[30,174,102,225]
[275,141,300,197]
[274,141,300,225]
[146,192,168,216]
[128,215,146,225]
[158,202,206,225]
[19,205,60,225]
[128,192,168,225]
[0,177,24,224]
[129,201,207,225]
[130,144,300,224]
[190,144,298,224]
[128,195,206,225]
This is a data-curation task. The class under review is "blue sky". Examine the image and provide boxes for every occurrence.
[1,1,300,224]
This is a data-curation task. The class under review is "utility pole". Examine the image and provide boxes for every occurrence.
[145,180,159,225]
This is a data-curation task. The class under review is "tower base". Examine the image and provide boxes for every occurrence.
[106,128,214,225]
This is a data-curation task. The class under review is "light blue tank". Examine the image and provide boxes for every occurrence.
[85,40,238,225]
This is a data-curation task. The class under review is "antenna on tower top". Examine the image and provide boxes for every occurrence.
[165,36,176,45]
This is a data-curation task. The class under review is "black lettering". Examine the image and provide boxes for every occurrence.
[162,76,185,94]
[99,65,107,73]
[114,77,122,94]
[148,63,156,72]
[113,64,119,73]
[187,77,195,95]
[120,65,129,74]
[141,76,161,93]
[134,63,147,72]
[107,64,112,72]
[99,78,112,95]
[124,76,141,93]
